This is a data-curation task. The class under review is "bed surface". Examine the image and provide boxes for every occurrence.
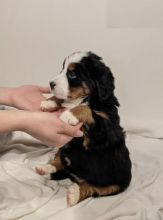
[0,117,163,220]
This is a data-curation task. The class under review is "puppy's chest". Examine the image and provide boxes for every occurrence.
[61,98,87,110]
[60,100,109,151]
[60,99,94,126]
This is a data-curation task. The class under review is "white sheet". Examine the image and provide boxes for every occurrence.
[0,118,163,220]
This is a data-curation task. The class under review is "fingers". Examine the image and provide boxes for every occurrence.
[56,125,83,147]
[59,122,83,138]
[51,109,66,116]
[39,86,50,93]
[56,134,73,148]
[73,123,83,137]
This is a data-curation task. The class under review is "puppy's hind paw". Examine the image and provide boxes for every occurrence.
[35,164,56,175]
[67,183,80,206]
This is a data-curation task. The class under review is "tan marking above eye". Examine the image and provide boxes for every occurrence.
[68,63,76,71]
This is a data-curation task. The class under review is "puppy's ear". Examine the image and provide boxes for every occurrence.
[82,52,119,105]
[95,66,115,101]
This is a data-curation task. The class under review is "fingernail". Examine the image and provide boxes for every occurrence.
[76,130,83,137]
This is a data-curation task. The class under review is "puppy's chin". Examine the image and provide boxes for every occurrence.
[51,89,67,101]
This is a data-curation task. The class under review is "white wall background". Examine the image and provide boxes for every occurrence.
[0,0,163,120]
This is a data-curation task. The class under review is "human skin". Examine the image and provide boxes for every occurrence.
[0,85,83,147]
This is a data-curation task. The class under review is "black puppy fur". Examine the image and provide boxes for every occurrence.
[52,52,132,195]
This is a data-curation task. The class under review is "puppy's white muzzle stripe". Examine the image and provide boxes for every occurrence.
[51,51,88,100]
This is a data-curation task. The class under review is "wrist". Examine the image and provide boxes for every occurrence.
[15,110,34,132]
[0,87,14,106]
[0,110,31,133]
[19,111,41,134]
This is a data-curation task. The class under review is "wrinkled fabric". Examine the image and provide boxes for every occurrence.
[0,116,163,220]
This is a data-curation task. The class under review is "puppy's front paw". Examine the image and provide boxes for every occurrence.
[36,164,56,176]
[67,183,80,206]
[60,110,79,125]
[40,100,57,112]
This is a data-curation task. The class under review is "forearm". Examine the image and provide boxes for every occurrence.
[0,110,26,133]
[0,87,13,106]
[0,109,83,147]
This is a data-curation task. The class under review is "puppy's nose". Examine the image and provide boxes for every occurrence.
[49,81,56,89]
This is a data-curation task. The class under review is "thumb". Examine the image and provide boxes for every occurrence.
[39,86,50,93]
[60,123,83,138]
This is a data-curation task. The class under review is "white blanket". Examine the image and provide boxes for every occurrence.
[0,116,163,220]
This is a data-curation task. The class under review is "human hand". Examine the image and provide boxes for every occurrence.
[10,85,50,111]
[21,111,83,147]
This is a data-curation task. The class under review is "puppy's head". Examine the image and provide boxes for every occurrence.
[50,51,116,103]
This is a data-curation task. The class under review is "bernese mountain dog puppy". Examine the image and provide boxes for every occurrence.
[36,51,132,206]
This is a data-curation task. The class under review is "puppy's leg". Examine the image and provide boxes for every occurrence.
[60,106,94,149]
[59,105,94,125]
[67,182,120,206]
[70,106,94,124]
[59,110,79,125]
[36,153,64,177]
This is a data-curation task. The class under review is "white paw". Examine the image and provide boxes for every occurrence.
[67,183,80,206]
[40,100,57,111]
[35,164,56,176]
[59,110,79,125]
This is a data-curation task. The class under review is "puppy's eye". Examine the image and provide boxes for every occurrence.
[68,71,77,79]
